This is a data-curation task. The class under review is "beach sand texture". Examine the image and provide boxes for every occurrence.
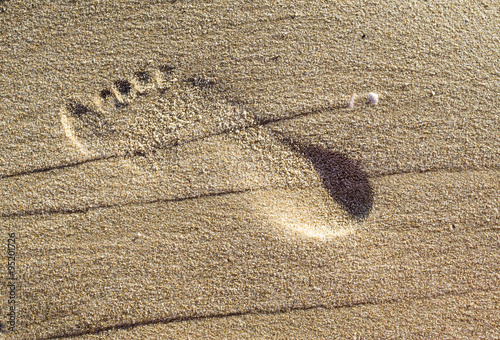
[0,0,499,339]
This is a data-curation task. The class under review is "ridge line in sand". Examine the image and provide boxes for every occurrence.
[1,167,498,219]
[0,187,258,219]
[41,287,497,340]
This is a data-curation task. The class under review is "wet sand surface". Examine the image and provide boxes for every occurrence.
[0,0,499,339]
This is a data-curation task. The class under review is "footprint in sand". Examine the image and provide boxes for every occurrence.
[59,62,373,240]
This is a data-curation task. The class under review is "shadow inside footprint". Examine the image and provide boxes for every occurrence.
[66,99,92,117]
[114,79,132,96]
[298,145,373,219]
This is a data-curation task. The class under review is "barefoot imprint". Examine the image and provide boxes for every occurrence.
[58,63,374,239]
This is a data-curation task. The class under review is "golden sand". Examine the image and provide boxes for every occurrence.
[0,0,499,339]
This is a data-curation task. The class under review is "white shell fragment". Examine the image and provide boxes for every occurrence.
[368,92,379,105]
[347,93,357,109]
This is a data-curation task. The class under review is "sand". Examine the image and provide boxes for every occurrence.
[0,0,499,339]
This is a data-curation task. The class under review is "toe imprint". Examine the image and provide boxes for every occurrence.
[60,64,254,158]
